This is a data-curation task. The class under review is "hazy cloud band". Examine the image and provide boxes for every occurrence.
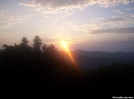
[19,0,134,14]
[90,27,134,34]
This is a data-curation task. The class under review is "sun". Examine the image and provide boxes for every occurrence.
[60,38,76,64]
[62,41,67,48]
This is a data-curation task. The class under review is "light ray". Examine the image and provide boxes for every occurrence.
[60,37,76,65]
[59,37,83,79]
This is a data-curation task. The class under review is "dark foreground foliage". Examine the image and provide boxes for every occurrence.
[0,36,134,99]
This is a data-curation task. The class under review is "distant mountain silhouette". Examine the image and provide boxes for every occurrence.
[73,50,134,58]
[71,50,134,69]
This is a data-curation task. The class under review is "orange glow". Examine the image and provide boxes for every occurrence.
[60,38,76,65]
[60,38,83,79]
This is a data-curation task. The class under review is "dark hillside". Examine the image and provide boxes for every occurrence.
[0,36,134,98]
[72,50,134,69]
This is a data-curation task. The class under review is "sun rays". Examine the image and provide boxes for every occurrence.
[60,37,76,65]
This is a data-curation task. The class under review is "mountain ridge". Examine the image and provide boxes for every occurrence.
[72,50,134,59]
[70,50,134,69]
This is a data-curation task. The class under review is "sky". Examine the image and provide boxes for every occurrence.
[0,0,134,52]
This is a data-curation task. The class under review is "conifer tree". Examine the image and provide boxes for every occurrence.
[20,37,29,46]
[32,36,43,51]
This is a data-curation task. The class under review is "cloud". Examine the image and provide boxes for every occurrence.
[0,15,31,30]
[0,31,19,37]
[0,9,4,17]
[104,14,134,27]
[114,10,124,14]
[42,38,59,43]
[90,27,134,34]
[41,35,86,44]
[65,18,104,32]
[65,13,134,34]
[88,14,134,32]
[19,0,134,14]
[64,35,86,42]
[126,7,134,11]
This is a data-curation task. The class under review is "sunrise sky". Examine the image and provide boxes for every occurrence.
[0,0,134,52]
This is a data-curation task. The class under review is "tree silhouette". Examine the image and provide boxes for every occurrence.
[3,44,8,49]
[32,36,43,51]
[45,44,58,57]
[42,44,48,52]
[20,37,29,47]
[0,36,134,98]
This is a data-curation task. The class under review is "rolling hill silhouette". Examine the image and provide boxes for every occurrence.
[72,50,134,69]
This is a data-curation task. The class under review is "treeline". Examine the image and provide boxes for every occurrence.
[0,36,134,98]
